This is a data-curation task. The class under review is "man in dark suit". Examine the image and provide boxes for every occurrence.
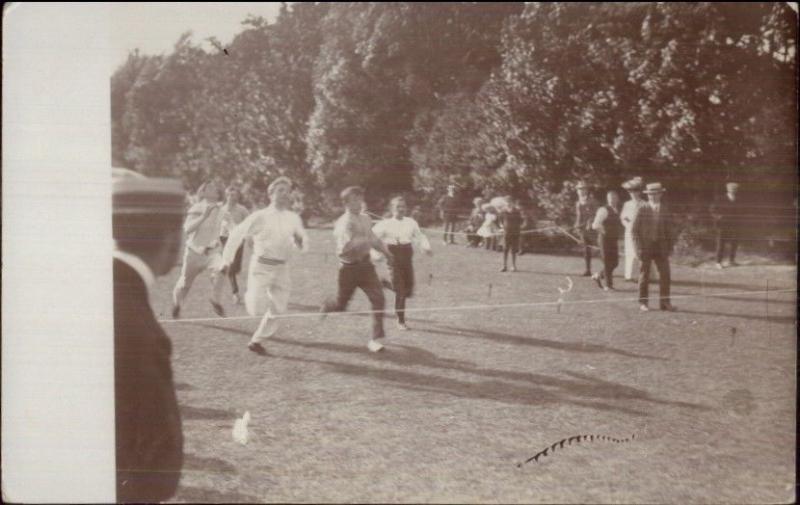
[631,182,677,312]
[113,175,186,503]
[574,181,599,277]
[710,182,743,269]
[437,184,460,245]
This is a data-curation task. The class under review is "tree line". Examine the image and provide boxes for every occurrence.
[112,2,797,226]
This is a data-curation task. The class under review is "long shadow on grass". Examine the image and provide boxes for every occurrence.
[276,352,651,417]
[196,323,701,412]
[420,323,666,361]
[268,338,703,412]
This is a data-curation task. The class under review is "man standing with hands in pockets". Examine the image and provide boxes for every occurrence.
[220,176,309,355]
[631,182,677,312]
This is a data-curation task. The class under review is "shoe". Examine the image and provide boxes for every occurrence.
[639,304,650,312]
[367,339,385,352]
[715,262,724,270]
[171,304,181,319]
[500,267,508,272]
[397,322,410,331]
[210,300,225,317]
[592,273,603,289]
[248,342,267,356]
[603,286,610,292]
[660,303,677,312]
[581,271,592,277]
[511,266,518,272]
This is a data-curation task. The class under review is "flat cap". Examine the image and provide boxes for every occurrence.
[340,185,365,200]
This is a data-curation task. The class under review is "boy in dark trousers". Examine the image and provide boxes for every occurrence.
[320,186,395,352]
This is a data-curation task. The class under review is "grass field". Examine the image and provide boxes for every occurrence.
[150,227,796,504]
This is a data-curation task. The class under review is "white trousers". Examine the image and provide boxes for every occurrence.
[246,259,291,344]
[173,247,224,306]
[624,230,638,280]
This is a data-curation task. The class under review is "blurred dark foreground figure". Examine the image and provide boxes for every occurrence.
[112,174,186,503]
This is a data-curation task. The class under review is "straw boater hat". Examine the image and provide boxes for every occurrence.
[726,182,740,192]
[643,182,666,194]
[622,177,644,191]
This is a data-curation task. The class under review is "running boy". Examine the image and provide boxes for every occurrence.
[373,196,432,330]
[320,186,395,352]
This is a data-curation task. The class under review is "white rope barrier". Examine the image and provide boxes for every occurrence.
[158,287,796,325]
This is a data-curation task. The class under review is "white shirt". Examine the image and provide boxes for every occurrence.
[372,216,431,251]
[219,203,250,237]
[621,199,644,230]
[113,247,155,289]
[222,205,308,265]
[186,201,223,251]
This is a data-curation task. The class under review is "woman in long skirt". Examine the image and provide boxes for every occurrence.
[373,196,432,330]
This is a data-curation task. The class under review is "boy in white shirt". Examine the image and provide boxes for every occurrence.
[220,176,309,355]
[373,196,432,330]
[172,180,226,318]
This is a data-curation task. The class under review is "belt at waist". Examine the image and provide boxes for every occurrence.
[258,256,287,266]
[188,242,220,255]
[340,255,372,266]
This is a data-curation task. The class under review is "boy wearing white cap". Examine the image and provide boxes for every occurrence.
[221,176,309,355]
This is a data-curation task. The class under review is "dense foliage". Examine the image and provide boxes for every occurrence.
[112,2,796,224]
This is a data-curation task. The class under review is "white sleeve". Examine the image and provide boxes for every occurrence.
[333,216,350,256]
[411,220,431,252]
[591,207,607,231]
[223,212,257,265]
[372,220,387,242]
[294,213,310,253]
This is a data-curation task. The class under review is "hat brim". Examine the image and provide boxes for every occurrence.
[643,189,666,194]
